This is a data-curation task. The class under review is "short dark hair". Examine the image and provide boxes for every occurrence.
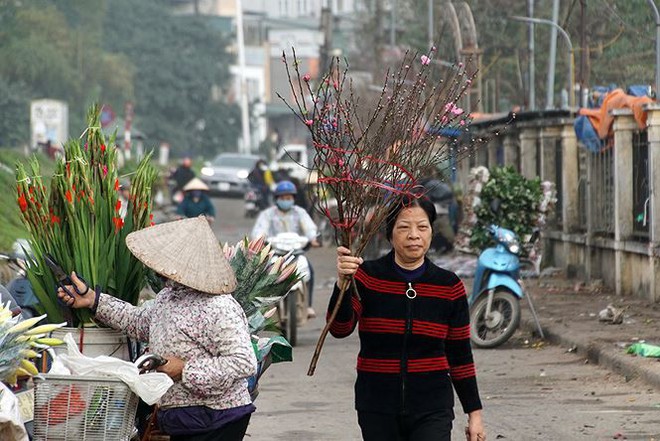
[385,195,437,241]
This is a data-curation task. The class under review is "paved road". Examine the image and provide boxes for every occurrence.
[211,196,660,441]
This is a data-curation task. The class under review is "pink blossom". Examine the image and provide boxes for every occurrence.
[466,79,472,85]
[420,55,430,65]
[431,46,437,52]
[458,62,464,68]
[305,119,314,126]
[303,73,311,82]
[102,165,108,177]
[459,120,466,126]
[451,106,464,116]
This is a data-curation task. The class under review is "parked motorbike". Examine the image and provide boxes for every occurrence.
[244,185,269,218]
[268,233,312,347]
[468,224,544,348]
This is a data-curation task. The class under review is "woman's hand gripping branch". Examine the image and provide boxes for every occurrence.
[337,246,363,283]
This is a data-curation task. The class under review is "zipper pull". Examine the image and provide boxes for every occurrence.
[405,282,417,299]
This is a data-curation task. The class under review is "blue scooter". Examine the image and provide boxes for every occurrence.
[468,224,545,348]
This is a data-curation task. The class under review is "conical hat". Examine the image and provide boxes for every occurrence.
[183,178,209,192]
[126,216,236,294]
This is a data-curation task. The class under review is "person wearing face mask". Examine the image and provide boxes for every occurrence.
[251,180,320,318]
[176,178,216,223]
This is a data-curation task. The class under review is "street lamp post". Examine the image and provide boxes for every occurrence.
[511,16,575,109]
[648,0,660,99]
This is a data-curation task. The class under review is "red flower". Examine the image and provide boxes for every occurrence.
[149,213,154,221]
[17,194,27,212]
[114,179,120,191]
[112,216,124,232]
[65,190,73,203]
[28,187,34,194]
[100,144,106,153]
[50,214,61,225]
[150,222,155,227]
[115,200,122,212]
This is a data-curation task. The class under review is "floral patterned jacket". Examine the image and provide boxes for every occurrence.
[95,284,257,410]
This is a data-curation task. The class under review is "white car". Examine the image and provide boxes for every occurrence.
[200,153,262,195]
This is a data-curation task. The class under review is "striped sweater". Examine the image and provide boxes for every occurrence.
[328,251,482,415]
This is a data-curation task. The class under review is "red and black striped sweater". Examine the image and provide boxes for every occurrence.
[328,251,483,415]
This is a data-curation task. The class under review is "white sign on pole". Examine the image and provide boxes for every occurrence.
[30,99,68,150]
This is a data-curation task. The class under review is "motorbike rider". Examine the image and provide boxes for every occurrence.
[176,178,216,223]
[251,180,319,318]
[247,159,274,209]
[169,155,196,203]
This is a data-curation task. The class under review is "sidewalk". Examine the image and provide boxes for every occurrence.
[518,274,660,389]
[431,251,660,390]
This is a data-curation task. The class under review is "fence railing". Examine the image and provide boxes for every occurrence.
[588,140,615,236]
[632,129,650,239]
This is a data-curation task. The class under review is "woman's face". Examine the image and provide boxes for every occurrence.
[390,206,432,267]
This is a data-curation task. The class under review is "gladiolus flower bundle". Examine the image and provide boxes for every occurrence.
[14,105,159,326]
[225,236,301,336]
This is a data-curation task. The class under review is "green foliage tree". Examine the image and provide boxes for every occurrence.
[0,78,30,147]
[103,0,240,157]
[470,166,542,251]
[388,0,658,111]
[0,0,238,157]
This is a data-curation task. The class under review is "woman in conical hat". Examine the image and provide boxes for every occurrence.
[176,178,216,223]
[57,217,257,441]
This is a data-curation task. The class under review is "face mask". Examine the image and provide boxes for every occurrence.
[276,199,294,211]
[259,164,267,171]
[191,190,203,199]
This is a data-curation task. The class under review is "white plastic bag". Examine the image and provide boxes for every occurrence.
[49,333,173,405]
[0,383,29,441]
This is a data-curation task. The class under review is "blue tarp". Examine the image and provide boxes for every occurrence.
[574,114,603,153]
[627,84,652,97]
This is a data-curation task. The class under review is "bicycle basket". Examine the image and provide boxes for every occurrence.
[33,374,139,441]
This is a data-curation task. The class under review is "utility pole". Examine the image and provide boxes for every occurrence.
[546,0,560,109]
[579,0,587,106]
[236,0,251,154]
[320,5,333,73]
[648,0,660,99]
[528,0,535,110]
[428,0,434,48]
[390,0,397,47]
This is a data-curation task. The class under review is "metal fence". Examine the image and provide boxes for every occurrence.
[553,138,563,227]
[588,139,615,236]
[577,148,588,231]
[632,129,650,239]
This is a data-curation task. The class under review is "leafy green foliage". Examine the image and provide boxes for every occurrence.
[393,0,657,110]
[470,166,542,251]
[0,0,239,156]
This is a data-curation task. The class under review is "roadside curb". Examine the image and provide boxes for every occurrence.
[520,316,660,390]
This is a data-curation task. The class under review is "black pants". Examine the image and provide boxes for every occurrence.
[358,410,453,441]
[169,414,251,441]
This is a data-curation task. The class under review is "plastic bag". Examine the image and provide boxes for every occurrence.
[49,333,173,405]
[0,382,29,441]
[626,342,660,358]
